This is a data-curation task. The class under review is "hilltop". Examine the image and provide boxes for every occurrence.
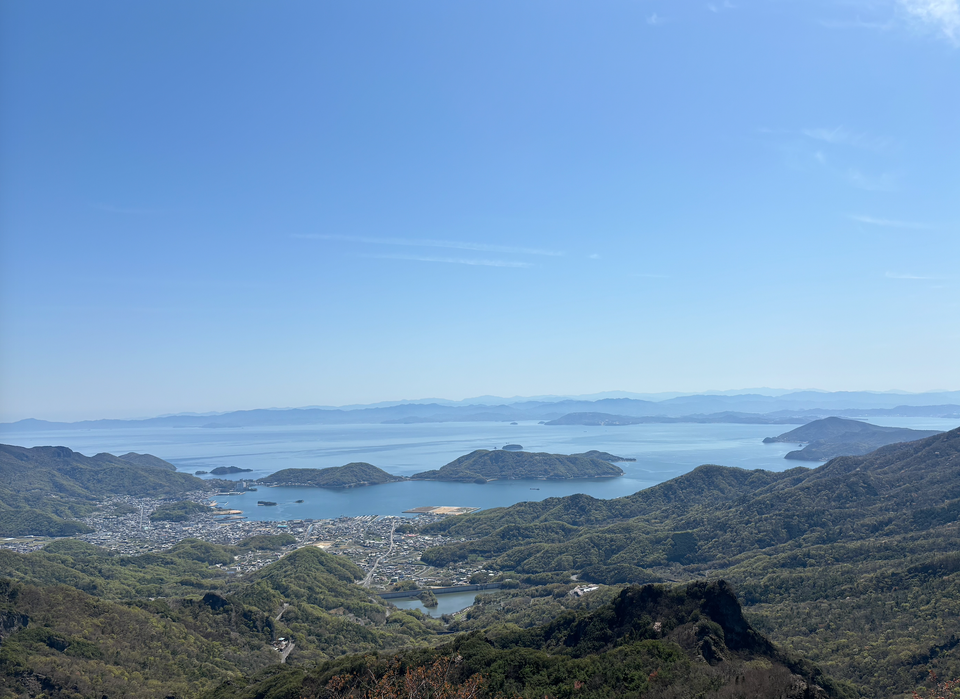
[260,462,403,488]
[410,450,624,482]
[763,416,943,460]
[116,452,178,470]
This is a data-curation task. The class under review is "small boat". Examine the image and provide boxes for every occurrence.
[530,487,539,490]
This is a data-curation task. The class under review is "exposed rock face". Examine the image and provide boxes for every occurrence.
[0,611,29,638]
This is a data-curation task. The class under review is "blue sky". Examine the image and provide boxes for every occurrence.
[1,0,958,421]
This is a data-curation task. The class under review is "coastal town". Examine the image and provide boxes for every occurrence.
[0,494,487,590]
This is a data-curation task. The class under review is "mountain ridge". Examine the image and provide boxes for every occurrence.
[5,390,960,430]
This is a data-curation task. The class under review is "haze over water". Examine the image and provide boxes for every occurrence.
[4,417,955,520]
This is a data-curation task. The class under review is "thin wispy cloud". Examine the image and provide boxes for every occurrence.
[886,272,938,279]
[588,253,601,260]
[802,127,889,150]
[849,215,933,229]
[707,1,735,13]
[647,13,665,25]
[364,253,532,268]
[295,233,563,257]
[898,0,960,42]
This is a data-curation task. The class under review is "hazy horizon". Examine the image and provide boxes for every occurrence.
[5,386,960,424]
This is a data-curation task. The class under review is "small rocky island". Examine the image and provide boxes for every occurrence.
[260,462,403,488]
[410,449,624,482]
[764,416,941,461]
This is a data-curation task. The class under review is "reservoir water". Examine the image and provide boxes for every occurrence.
[2,417,956,520]
[390,590,497,617]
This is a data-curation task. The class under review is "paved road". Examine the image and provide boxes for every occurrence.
[275,602,289,621]
[361,522,396,587]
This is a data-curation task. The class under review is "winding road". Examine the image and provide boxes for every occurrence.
[361,522,396,587]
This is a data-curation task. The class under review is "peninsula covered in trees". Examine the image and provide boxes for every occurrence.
[763,416,941,461]
[410,449,625,482]
[260,462,403,488]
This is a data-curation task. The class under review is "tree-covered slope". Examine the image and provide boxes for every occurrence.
[417,429,960,697]
[0,444,207,536]
[0,577,278,699]
[422,462,802,539]
[411,450,624,482]
[762,417,942,461]
[0,542,447,697]
[116,451,178,470]
[203,580,849,699]
[260,462,403,488]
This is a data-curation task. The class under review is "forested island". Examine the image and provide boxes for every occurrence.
[763,416,942,460]
[260,462,403,488]
[410,449,624,482]
[209,466,253,475]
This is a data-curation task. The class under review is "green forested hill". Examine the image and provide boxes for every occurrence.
[762,417,943,461]
[0,543,445,697]
[203,580,849,699]
[411,449,624,482]
[0,444,205,536]
[418,428,960,696]
[0,578,278,699]
[260,462,403,488]
[116,451,178,470]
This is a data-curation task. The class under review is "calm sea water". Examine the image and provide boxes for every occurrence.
[3,417,956,520]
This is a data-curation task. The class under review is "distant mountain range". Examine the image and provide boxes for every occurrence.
[4,390,960,431]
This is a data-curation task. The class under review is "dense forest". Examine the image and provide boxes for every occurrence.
[417,428,960,695]
[261,463,403,488]
[411,450,625,482]
[0,543,446,697]
[203,581,848,699]
[762,417,941,460]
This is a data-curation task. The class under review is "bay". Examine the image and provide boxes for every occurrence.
[2,417,956,520]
